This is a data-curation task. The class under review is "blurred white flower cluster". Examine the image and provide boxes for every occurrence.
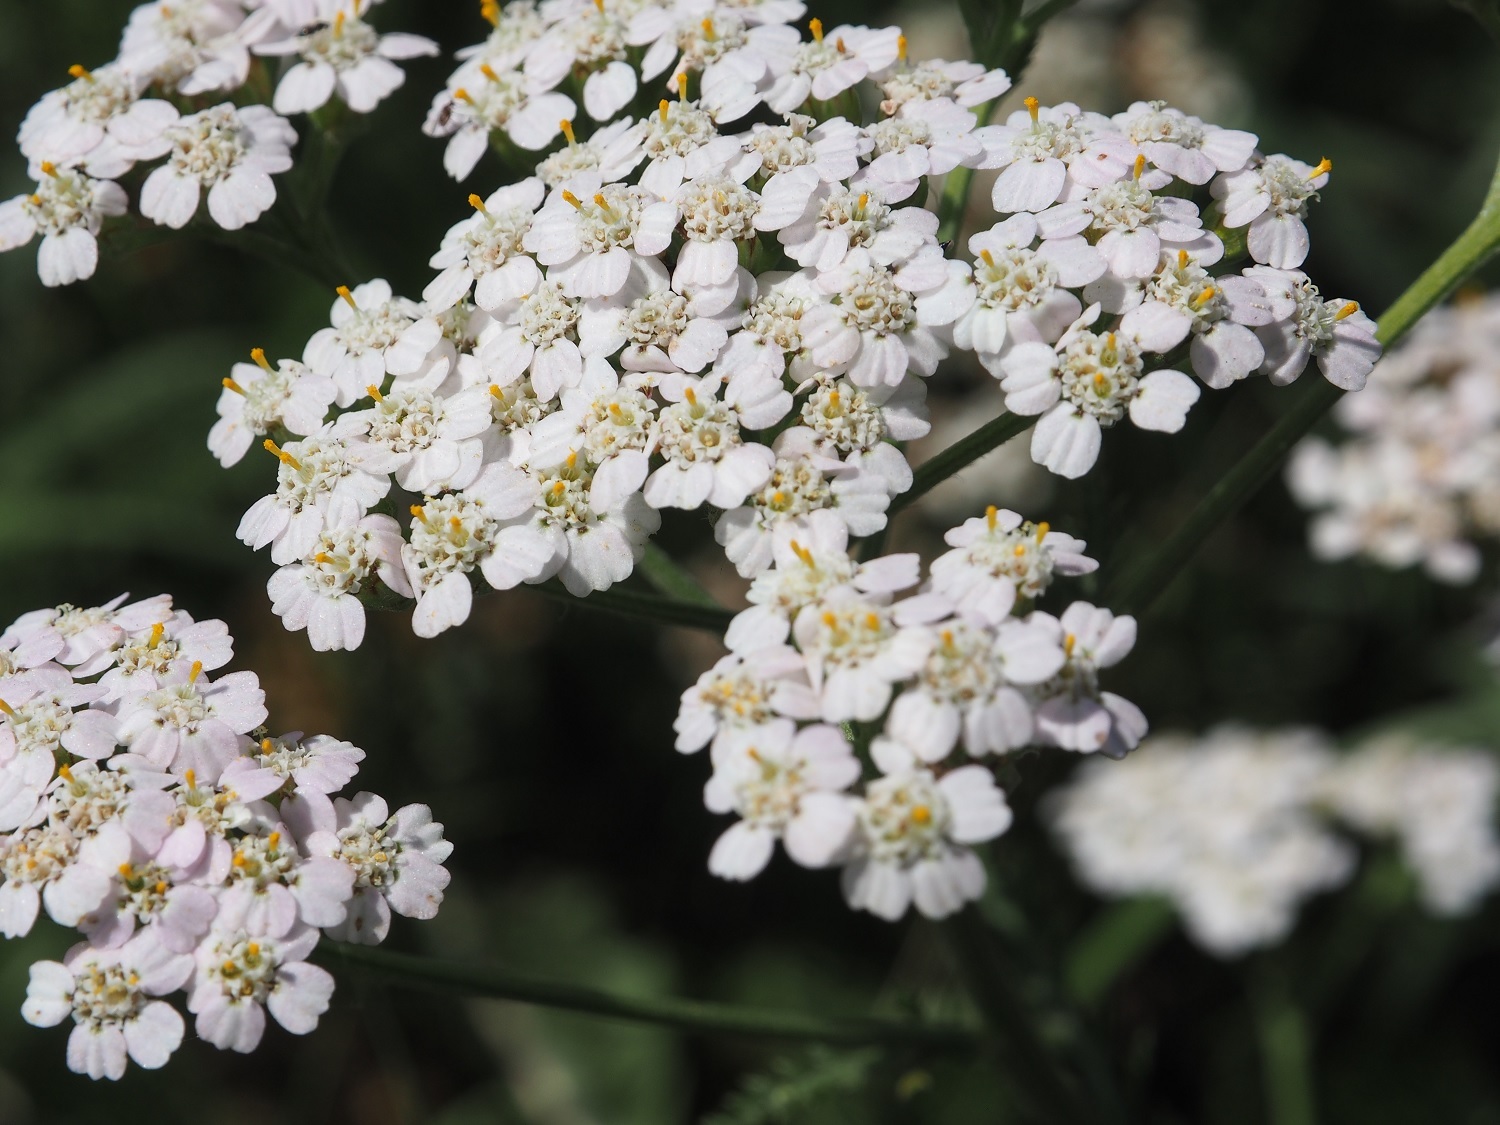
[0,0,436,285]
[1289,294,1500,585]
[1050,726,1500,957]
[677,504,1146,922]
[0,594,451,1080]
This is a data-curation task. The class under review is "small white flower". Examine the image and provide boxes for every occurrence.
[1247,267,1381,391]
[256,6,438,115]
[929,506,1096,624]
[425,179,545,313]
[18,63,170,177]
[116,665,267,782]
[853,97,982,204]
[117,0,254,95]
[304,280,439,407]
[644,373,776,510]
[139,103,297,231]
[764,21,902,115]
[424,67,576,180]
[0,165,127,288]
[523,174,677,299]
[791,587,936,723]
[1213,153,1331,270]
[1029,601,1146,758]
[775,185,936,273]
[973,98,1131,214]
[1112,100,1257,186]
[188,922,333,1052]
[674,648,820,754]
[875,55,1012,113]
[268,514,411,651]
[210,350,337,467]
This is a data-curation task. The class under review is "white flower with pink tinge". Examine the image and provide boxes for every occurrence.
[674,646,820,754]
[774,186,936,275]
[874,54,1012,114]
[841,737,1012,921]
[800,246,972,388]
[115,665,267,782]
[792,587,944,723]
[733,115,868,231]
[1036,164,1208,281]
[627,8,789,123]
[18,63,172,178]
[1029,601,1147,759]
[763,20,902,115]
[94,612,234,702]
[519,451,662,596]
[930,506,1097,624]
[853,97,982,204]
[644,372,778,511]
[0,821,130,938]
[304,280,441,408]
[523,174,677,300]
[704,719,860,880]
[116,0,254,96]
[628,96,745,199]
[209,349,337,468]
[0,672,116,831]
[24,934,194,1080]
[578,261,747,378]
[256,5,438,115]
[794,374,928,496]
[724,509,919,653]
[423,68,576,180]
[216,823,354,938]
[3,593,174,672]
[138,103,297,231]
[334,381,495,495]
[188,921,333,1052]
[886,616,1065,760]
[1111,101,1257,187]
[237,431,393,565]
[0,164,127,288]
[972,97,1132,214]
[999,308,1201,479]
[520,2,637,123]
[401,464,558,636]
[1246,267,1381,392]
[268,514,412,652]
[77,842,221,956]
[306,793,453,945]
[1212,153,1331,271]
[425,180,545,314]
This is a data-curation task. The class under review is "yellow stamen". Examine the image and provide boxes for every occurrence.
[59,764,74,782]
[941,629,954,648]
[250,347,273,372]
[1063,633,1076,657]
[313,552,334,564]
[479,62,499,83]
[222,376,245,395]
[119,863,133,877]
[821,611,837,628]
[911,805,931,825]
[559,118,575,145]
[827,389,840,409]
[897,33,907,62]
[676,72,689,101]
[593,0,603,11]
[154,881,167,894]
[481,0,500,27]
[659,98,670,122]
[39,161,58,178]
[1093,372,1109,392]
[684,386,697,405]
[701,17,715,39]
[593,192,609,209]
[268,831,280,848]
[261,738,274,753]
[28,194,40,206]
[468,192,488,213]
[1014,544,1026,557]
[863,612,880,631]
[263,438,301,470]
[1132,154,1146,181]
[809,17,823,41]
[979,248,995,267]
[489,383,504,400]
[68,64,92,82]
[148,622,164,648]
[835,36,845,52]
[1035,521,1049,542]
[561,189,582,209]
[184,769,196,789]
[1024,95,1039,123]
[1307,157,1332,179]
[1334,301,1360,321]
[1177,249,1189,269]
[986,504,998,530]
[410,504,429,523]
[1193,286,1217,307]
[367,383,384,402]
[454,87,475,104]
[550,480,566,497]
[246,943,260,959]
[188,660,203,683]
[856,192,868,211]
[333,10,346,36]
[336,284,357,309]
[565,450,578,470]
[789,539,814,566]
[771,490,787,506]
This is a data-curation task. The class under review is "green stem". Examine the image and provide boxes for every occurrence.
[1251,966,1318,1125]
[316,942,978,1048]
[531,579,733,634]
[1063,898,1175,1008]
[1104,149,1500,616]
[893,410,1037,516]
[638,542,724,609]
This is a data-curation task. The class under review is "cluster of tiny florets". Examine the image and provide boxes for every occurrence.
[0,593,451,1079]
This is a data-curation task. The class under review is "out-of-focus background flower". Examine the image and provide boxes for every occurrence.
[3,1,1500,1121]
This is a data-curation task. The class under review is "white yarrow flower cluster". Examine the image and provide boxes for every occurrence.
[0,594,451,1079]
[677,504,1144,922]
[1050,726,1500,957]
[1288,294,1500,585]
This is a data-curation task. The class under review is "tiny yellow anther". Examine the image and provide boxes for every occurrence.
[659,98,670,122]
[449,516,464,532]
[59,764,74,782]
[1308,157,1332,179]
[560,118,575,145]
[864,612,880,631]
[771,490,787,506]
[148,622,165,648]
[1194,286,1217,307]
[453,87,475,104]
[39,161,58,178]
[488,384,505,402]
[28,194,40,206]
[701,17,715,38]
[676,72,689,101]
[1178,249,1189,269]
[789,539,814,566]
[313,552,334,564]
[856,192,869,211]
[1132,154,1146,181]
[911,805,931,825]
[188,660,203,683]
[1034,520,1049,542]
[821,610,838,628]
[479,62,499,83]
[565,450,578,469]
[835,36,846,52]
[119,863,133,877]
[68,64,92,81]
[561,189,582,209]
[684,386,697,405]
[410,504,429,523]
[222,376,245,395]
[979,248,995,268]
[336,284,357,309]
[1024,95,1039,122]
[809,17,823,41]
[481,0,500,26]
[1063,633,1076,657]
[897,33,907,62]
[468,193,488,214]
[246,942,260,959]
[1093,372,1109,392]
[550,480,566,496]
[261,738,274,753]
[263,438,301,470]
[250,347,273,372]
[153,881,167,894]
[594,0,603,11]
[268,831,280,848]
[986,504,998,530]
[367,384,384,403]
[184,769,197,789]
[1014,544,1026,557]
[941,629,954,648]
[827,389,840,408]
[1334,301,1360,321]
[593,192,609,208]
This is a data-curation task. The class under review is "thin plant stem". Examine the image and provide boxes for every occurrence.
[530,579,734,634]
[1104,147,1500,616]
[316,941,979,1049]
[1251,964,1319,1125]
[895,410,1037,516]
[638,541,724,609]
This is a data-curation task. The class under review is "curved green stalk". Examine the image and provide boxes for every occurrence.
[894,410,1037,515]
[638,542,724,609]
[531,579,733,634]
[316,941,978,1048]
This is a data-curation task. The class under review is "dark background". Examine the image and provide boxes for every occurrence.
[1,0,1498,1121]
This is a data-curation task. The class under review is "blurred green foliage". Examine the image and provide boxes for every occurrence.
[3,0,1500,1122]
